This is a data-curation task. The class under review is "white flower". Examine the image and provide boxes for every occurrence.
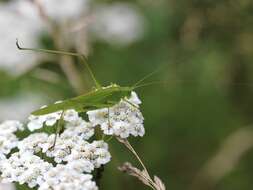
[87,108,108,127]
[94,148,111,167]
[0,120,24,134]
[66,160,94,173]
[44,112,62,126]
[45,134,75,163]
[27,115,46,131]
[87,91,145,138]
[63,118,95,140]
[65,140,111,170]
[0,120,23,158]
[128,91,142,106]
[18,133,49,154]
[113,121,130,138]
[131,124,145,137]
[0,134,18,157]
[92,140,109,150]
[101,122,114,135]
[63,109,79,122]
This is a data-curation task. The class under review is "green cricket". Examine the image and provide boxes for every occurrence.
[16,39,156,116]
[16,39,157,148]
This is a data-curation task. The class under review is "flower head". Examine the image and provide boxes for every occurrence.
[87,91,145,138]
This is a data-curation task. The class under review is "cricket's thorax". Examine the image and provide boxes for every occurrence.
[92,84,133,102]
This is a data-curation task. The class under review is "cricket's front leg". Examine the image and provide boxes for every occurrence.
[49,129,58,151]
[123,98,139,109]
[107,107,112,128]
[49,111,65,150]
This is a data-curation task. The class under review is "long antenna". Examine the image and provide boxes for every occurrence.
[134,80,253,89]
[16,39,101,88]
[132,68,161,88]
[134,81,167,89]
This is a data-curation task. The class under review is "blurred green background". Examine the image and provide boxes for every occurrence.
[1,0,253,190]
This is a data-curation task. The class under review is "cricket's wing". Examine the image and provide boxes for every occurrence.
[32,86,120,115]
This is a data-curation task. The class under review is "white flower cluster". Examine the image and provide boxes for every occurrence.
[0,91,145,189]
[87,92,145,138]
[0,152,97,190]
[0,152,52,188]
[18,132,110,172]
[0,121,23,159]
[0,120,105,189]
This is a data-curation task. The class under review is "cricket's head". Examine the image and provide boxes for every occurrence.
[118,86,134,101]
[120,86,135,92]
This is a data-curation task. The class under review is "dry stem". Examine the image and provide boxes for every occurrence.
[117,137,166,190]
